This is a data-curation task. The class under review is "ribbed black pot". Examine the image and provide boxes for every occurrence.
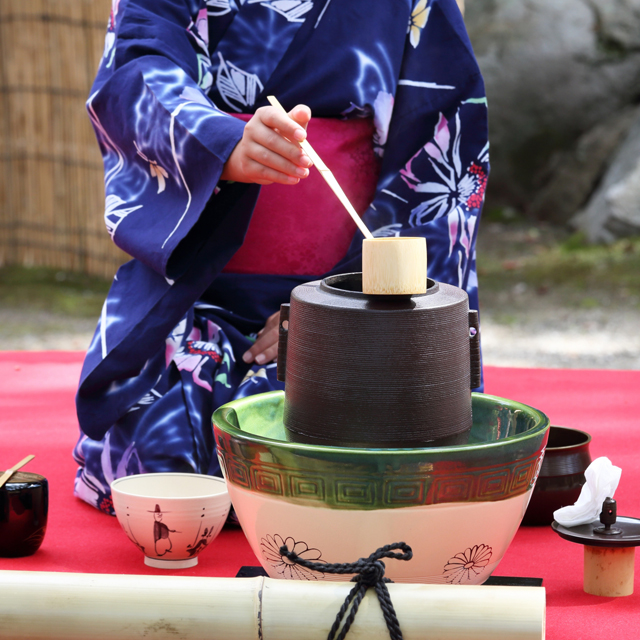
[277,273,481,448]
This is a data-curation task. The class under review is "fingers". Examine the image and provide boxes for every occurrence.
[257,105,309,142]
[250,339,278,365]
[289,104,311,130]
[242,333,277,364]
[242,311,281,365]
[248,110,312,165]
[222,135,307,185]
[257,123,309,165]
[243,125,312,181]
[242,155,306,185]
[220,104,313,185]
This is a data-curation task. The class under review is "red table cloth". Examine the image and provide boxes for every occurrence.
[1,351,639,638]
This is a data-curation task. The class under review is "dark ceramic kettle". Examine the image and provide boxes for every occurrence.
[277,272,481,448]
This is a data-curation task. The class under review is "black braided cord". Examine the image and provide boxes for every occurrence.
[279,542,413,640]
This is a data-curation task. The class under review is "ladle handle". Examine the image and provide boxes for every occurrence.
[266,95,373,240]
[469,309,482,390]
[277,304,290,383]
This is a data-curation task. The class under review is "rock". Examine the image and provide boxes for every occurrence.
[528,107,640,224]
[597,0,640,51]
[464,0,640,216]
[572,110,640,241]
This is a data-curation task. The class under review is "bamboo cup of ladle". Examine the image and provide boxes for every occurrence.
[362,237,427,295]
[267,96,427,295]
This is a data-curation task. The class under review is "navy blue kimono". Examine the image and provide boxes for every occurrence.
[73,0,489,514]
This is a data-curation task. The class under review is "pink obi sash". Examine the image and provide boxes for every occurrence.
[222,115,380,276]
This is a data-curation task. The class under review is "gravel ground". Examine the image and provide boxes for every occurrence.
[2,301,637,370]
[1,224,638,370]
[0,309,96,352]
[480,305,640,369]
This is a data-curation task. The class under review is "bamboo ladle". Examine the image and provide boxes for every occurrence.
[267,95,373,241]
[267,96,427,295]
[0,455,36,489]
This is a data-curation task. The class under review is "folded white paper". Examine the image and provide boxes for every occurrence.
[553,457,622,527]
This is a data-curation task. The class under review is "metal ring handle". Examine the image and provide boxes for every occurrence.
[277,304,290,383]
[469,309,482,390]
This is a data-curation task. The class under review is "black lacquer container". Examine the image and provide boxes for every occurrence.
[277,273,481,448]
[522,425,592,526]
[0,471,48,557]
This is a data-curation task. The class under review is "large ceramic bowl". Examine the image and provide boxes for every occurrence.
[213,392,549,584]
[111,473,231,569]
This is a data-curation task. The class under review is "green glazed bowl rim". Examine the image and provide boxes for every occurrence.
[213,391,549,456]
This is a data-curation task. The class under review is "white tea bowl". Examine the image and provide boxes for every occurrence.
[111,473,231,569]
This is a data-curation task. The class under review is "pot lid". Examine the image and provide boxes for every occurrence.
[552,498,640,548]
[292,272,468,313]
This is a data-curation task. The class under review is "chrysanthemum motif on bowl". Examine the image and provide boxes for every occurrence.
[443,544,493,584]
[261,534,326,580]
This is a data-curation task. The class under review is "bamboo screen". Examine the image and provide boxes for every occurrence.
[0,0,128,279]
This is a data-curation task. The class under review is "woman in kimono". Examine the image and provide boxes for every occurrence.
[74,0,489,514]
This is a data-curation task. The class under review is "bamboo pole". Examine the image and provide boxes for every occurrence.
[0,571,545,640]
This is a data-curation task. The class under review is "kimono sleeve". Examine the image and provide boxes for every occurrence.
[90,0,248,280]
[353,0,489,309]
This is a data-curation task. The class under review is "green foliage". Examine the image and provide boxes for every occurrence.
[477,227,640,308]
[483,207,524,224]
[0,266,111,318]
[560,232,589,252]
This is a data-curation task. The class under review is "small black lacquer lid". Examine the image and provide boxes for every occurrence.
[552,498,640,548]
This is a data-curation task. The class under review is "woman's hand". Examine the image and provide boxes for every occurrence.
[221,104,313,185]
[242,310,281,365]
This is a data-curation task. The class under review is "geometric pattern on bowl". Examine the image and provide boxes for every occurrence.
[213,392,549,510]
[111,473,231,569]
[212,392,549,584]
